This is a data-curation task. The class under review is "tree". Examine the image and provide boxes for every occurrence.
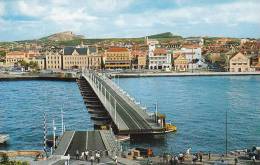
[18,60,29,70]
[28,61,39,70]
[0,51,6,57]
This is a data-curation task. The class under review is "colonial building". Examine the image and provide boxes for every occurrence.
[5,50,40,67]
[229,52,252,72]
[148,48,172,70]
[62,47,101,70]
[104,47,131,69]
[174,53,188,72]
[33,56,45,70]
[5,51,27,67]
[45,51,62,70]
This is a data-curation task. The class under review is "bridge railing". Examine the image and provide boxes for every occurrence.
[104,74,152,120]
[83,70,129,131]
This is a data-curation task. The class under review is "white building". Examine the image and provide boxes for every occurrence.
[148,48,172,70]
[181,46,207,70]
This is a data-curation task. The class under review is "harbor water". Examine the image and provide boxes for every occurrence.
[0,76,260,154]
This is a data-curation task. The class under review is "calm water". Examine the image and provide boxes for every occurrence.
[1,76,260,154]
[0,80,91,150]
[117,76,260,154]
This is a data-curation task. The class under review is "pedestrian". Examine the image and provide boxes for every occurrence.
[170,156,174,165]
[173,156,178,165]
[81,151,85,160]
[96,152,100,163]
[234,156,238,165]
[85,150,89,160]
[75,149,79,160]
[252,155,256,164]
[208,151,211,160]
[114,155,118,165]
[192,154,197,164]
[199,152,202,162]
[90,155,94,165]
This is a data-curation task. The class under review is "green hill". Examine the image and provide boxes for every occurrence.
[147,32,182,39]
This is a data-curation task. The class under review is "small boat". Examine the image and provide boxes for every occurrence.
[0,134,9,144]
[165,123,177,133]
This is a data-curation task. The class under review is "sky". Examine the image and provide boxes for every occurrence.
[0,0,260,41]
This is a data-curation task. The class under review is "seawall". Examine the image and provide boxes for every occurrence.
[0,74,76,81]
[112,72,260,78]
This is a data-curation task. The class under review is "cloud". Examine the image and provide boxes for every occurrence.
[113,1,260,28]
[17,0,46,17]
[0,1,5,16]
[87,0,135,13]
[0,0,260,41]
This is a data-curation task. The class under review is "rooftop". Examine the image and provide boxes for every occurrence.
[107,47,129,52]
[63,47,88,55]
[154,48,167,55]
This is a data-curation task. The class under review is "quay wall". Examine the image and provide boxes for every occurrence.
[0,150,43,157]
[112,71,260,78]
[0,74,76,81]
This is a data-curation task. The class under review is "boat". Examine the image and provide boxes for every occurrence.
[165,123,177,133]
[0,134,9,144]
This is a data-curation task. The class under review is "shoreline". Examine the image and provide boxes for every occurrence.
[112,71,260,78]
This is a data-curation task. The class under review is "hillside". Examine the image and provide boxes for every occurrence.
[40,31,85,42]
[147,32,182,39]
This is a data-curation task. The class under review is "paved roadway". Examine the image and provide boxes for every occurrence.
[55,131,107,157]
[54,131,74,156]
[94,74,154,133]
[66,131,87,157]
[86,131,106,151]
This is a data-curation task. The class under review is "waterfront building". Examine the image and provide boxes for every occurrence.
[5,51,27,67]
[250,55,260,71]
[104,47,131,69]
[62,46,101,70]
[131,50,147,69]
[148,48,172,70]
[45,51,62,70]
[5,50,40,67]
[174,53,188,72]
[33,56,46,70]
[229,52,253,72]
[181,45,207,70]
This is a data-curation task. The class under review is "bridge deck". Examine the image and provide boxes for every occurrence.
[82,71,164,134]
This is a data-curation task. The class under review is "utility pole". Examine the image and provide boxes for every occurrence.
[115,99,117,124]
[53,119,56,151]
[43,113,47,154]
[155,102,158,123]
[61,106,64,135]
[225,109,228,157]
